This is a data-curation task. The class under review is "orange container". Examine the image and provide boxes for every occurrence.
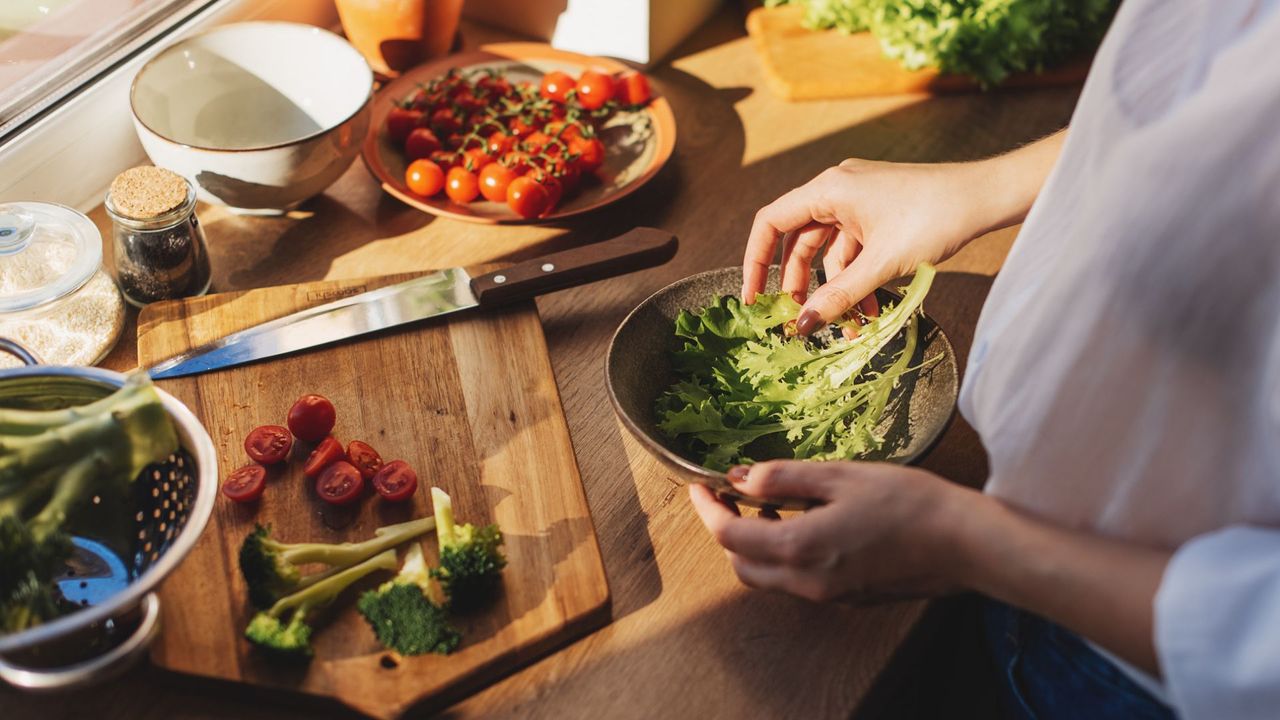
[335,0,464,76]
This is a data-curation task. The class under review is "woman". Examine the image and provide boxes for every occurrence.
[690,1,1280,718]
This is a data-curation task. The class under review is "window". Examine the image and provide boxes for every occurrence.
[0,1,216,142]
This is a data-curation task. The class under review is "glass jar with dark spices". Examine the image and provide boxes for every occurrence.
[105,166,211,306]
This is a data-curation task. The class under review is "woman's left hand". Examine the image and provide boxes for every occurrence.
[689,460,978,603]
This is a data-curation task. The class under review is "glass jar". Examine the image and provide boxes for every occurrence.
[0,202,125,369]
[105,166,212,307]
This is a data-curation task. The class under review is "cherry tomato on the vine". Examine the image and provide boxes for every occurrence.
[404,127,441,160]
[616,72,652,105]
[445,166,480,203]
[405,159,445,196]
[479,163,518,202]
[506,176,550,219]
[539,71,575,103]
[571,137,605,173]
[386,106,423,144]
[576,70,614,110]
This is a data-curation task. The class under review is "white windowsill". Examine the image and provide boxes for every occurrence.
[0,0,339,212]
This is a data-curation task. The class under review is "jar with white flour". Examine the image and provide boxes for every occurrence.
[0,203,125,368]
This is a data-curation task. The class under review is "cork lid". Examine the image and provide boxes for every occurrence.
[107,166,190,220]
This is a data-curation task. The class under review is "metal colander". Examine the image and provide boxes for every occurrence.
[0,340,217,690]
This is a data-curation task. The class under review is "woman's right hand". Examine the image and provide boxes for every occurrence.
[743,159,995,334]
[743,138,1062,334]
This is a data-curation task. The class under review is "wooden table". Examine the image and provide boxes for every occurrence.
[3,7,1078,718]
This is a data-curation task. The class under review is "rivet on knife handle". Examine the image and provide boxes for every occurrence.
[469,227,678,306]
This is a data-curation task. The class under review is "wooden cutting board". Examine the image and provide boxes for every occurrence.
[135,274,611,718]
[746,5,1092,100]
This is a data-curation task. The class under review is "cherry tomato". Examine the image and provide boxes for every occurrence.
[244,425,292,465]
[430,108,460,135]
[522,131,552,154]
[287,394,336,442]
[386,106,423,144]
[371,460,418,502]
[508,115,537,138]
[316,461,365,506]
[571,137,605,173]
[486,132,514,156]
[576,70,614,110]
[445,166,480,203]
[463,147,492,171]
[545,121,584,142]
[506,176,549,219]
[346,440,384,481]
[430,150,461,170]
[406,159,445,196]
[533,172,563,212]
[501,151,532,175]
[616,72,652,105]
[539,71,575,103]
[404,128,442,160]
[303,436,345,478]
[222,465,267,503]
[479,163,518,202]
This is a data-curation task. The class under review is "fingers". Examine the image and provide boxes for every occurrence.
[821,230,860,286]
[727,461,837,503]
[742,180,832,303]
[799,256,890,331]
[689,485,793,564]
[782,223,834,302]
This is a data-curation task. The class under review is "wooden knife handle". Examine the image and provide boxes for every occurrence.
[469,227,678,306]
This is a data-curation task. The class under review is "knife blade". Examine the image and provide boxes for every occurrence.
[146,227,678,379]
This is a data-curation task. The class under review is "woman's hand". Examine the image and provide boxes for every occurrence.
[744,131,1067,334]
[689,460,978,603]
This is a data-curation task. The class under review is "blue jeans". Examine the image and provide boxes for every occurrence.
[983,600,1176,720]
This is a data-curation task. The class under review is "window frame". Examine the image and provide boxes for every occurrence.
[0,0,339,211]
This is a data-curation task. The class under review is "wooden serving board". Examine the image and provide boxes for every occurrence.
[136,275,611,718]
[746,5,1092,100]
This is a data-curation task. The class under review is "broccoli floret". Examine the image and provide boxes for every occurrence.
[429,487,506,611]
[239,516,437,608]
[358,541,460,656]
[245,548,398,661]
[1,374,177,636]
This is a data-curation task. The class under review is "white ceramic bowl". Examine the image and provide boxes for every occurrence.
[130,22,373,213]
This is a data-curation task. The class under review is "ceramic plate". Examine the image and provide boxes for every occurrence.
[361,42,677,224]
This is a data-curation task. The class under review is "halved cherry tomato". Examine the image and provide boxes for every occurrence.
[506,176,549,219]
[404,127,442,160]
[576,70,614,110]
[346,440,384,481]
[386,106,423,144]
[479,163,518,202]
[244,425,292,464]
[303,436,345,478]
[222,465,267,503]
[406,159,445,196]
[445,166,480,203]
[288,394,336,442]
[371,460,418,502]
[616,72,651,106]
[539,71,575,103]
[316,461,365,506]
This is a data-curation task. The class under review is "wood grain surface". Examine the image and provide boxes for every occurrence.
[134,277,609,718]
[2,6,1081,719]
[747,5,1092,100]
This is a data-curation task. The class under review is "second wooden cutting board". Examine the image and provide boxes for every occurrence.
[136,274,610,718]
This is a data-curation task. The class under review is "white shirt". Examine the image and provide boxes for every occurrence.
[958,0,1280,717]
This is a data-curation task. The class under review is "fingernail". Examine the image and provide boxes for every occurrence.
[727,465,750,482]
[790,291,806,305]
[795,309,822,336]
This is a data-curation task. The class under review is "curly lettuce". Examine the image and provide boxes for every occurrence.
[656,264,939,471]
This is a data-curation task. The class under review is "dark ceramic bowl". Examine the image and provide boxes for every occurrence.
[605,266,958,509]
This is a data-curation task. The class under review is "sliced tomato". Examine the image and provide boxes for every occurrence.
[303,436,345,478]
[371,460,418,502]
[287,394,336,442]
[244,425,292,465]
[346,441,384,481]
[222,465,267,503]
[316,461,365,506]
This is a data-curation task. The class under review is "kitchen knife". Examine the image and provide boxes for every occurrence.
[146,227,677,379]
